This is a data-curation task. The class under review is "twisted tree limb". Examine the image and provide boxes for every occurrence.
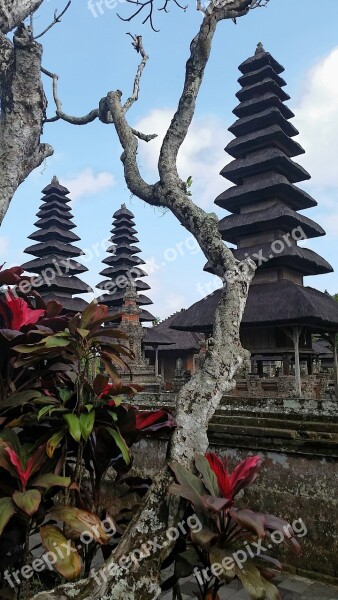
[30,2,268,599]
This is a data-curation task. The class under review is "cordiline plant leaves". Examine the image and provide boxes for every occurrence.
[230,508,266,539]
[194,454,220,496]
[12,489,41,516]
[30,473,71,489]
[0,497,16,534]
[46,430,66,458]
[79,410,95,442]
[169,462,206,511]
[106,427,131,465]
[63,414,81,442]
[40,525,81,580]
[50,506,111,544]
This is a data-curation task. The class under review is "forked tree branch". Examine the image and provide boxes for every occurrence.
[34,0,72,40]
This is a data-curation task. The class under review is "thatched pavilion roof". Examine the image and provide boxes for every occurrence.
[171,282,338,333]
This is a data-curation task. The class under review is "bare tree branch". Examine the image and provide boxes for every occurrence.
[34,1,72,40]
[123,34,149,112]
[41,67,99,124]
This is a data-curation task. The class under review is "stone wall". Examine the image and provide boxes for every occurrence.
[131,392,338,581]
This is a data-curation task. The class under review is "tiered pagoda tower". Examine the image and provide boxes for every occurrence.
[97,204,155,322]
[171,46,338,397]
[22,177,91,312]
[213,42,332,285]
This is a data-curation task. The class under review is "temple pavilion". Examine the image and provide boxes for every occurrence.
[171,45,338,398]
[97,204,155,322]
[22,176,91,312]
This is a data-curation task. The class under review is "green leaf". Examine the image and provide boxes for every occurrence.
[59,388,74,403]
[46,430,66,458]
[169,462,206,510]
[40,525,81,580]
[50,506,111,544]
[76,328,90,338]
[0,498,16,534]
[44,336,70,348]
[64,414,81,442]
[13,490,41,516]
[237,563,266,600]
[209,547,236,583]
[263,579,280,600]
[194,454,220,496]
[79,411,95,442]
[107,410,118,422]
[106,427,131,465]
[37,405,55,421]
[13,342,46,353]
[1,390,42,410]
[30,474,71,489]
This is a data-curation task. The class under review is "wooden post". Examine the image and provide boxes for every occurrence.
[329,333,338,400]
[292,327,302,397]
[155,346,159,377]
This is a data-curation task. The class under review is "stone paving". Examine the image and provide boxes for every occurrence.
[161,574,338,599]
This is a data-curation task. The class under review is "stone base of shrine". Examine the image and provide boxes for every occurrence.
[232,374,331,399]
[130,392,338,581]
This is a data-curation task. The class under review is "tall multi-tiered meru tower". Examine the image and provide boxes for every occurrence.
[22,177,92,312]
[97,204,155,322]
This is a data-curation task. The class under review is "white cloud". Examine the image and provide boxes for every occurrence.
[135,109,231,208]
[60,168,116,201]
[294,47,338,188]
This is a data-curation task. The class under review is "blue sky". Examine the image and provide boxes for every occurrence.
[1,0,338,319]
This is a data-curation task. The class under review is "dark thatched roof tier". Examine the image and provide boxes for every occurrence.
[221,148,310,185]
[112,216,136,228]
[239,49,284,75]
[24,240,84,258]
[98,292,153,306]
[204,244,332,277]
[170,282,338,333]
[99,266,147,279]
[236,78,290,103]
[215,173,317,213]
[102,254,146,267]
[232,244,333,276]
[233,94,294,120]
[226,125,305,159]
[111,233,140,244]
[145,313,202,352]
[22,177,90,312]
[21,256,88,275]
[143,328,175,346]
[113,204,135,219]
[41,177,70,196]
[218,202,325,242]
[238,65,286,88]
[229,106,298,138]
[36,207,74,220]
[28,227,81,243]
[34,216,75,230]
[42,294,89,313]
[35,275,92,294]
[96,279,150,294]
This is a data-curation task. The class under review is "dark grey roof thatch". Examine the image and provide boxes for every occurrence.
[233,94,294,120]
[226,124,305,159]
[219,202,325,242]
[113,204,134,219]
[170,282,338,333]
[239,49,284,76]
[41,177,70,196]
[229,106,298,139]
[215,172,317,213]
[221,148,310,185]
[238,65,286,88]
[24,240,84,258]
[147,313,202,351]
[143,328,174,346]
[28,227,81,243]
[21,256,87,275]
[236,78,290,103]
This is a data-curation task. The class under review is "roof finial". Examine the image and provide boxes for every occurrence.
[255,42,265,55]
[121,203,126,208]
[51,175,59,185]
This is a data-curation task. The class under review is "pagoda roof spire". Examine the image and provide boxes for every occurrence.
[21,176,92,312]
[97,203,155,323]
[213,48,333,280]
